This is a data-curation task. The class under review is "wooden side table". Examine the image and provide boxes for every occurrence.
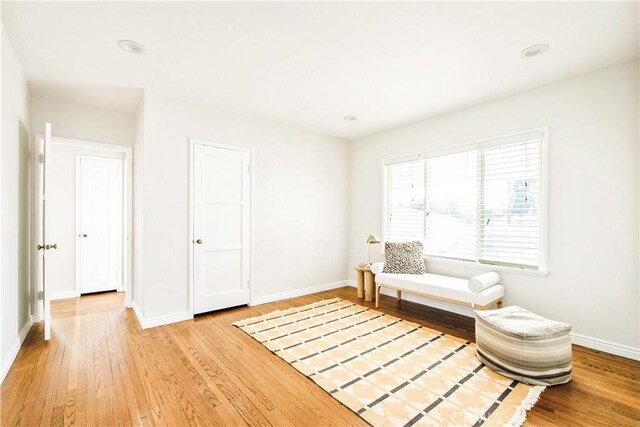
[354,266,375,302]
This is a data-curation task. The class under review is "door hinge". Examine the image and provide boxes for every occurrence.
[247,164,251,174]
[38,290,44,300]
[38,153,45,164]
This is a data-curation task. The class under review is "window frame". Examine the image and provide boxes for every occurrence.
[381,127,549,276]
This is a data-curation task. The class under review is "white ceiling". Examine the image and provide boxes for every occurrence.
[3,1,639,140]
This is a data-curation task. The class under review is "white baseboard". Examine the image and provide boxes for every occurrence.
[133,303,192,330]
[131,300,144,327]
[1,316,33,385]
[50,290,79,301]
[250,280,351,306]
[571,333,640,361]
[348,281,640,361]
[131,280,349,329]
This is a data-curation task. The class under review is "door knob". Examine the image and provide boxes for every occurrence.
[195,239,203,244]
[45,243,58,250]
[37,244,45,250]
[80,233,88,238]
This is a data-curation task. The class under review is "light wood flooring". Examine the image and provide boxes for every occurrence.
[1,287,639,426]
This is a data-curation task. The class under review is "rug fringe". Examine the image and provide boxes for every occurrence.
[507,385,545,427]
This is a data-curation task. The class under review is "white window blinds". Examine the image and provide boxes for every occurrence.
[424,150,478,261]
[383,129,545,270]
[480,137,542,268]
[384,159,425,242]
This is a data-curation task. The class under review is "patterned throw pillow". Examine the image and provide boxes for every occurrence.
[383,241,427,274]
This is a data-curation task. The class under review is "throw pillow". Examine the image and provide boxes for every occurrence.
[383,241,427,274]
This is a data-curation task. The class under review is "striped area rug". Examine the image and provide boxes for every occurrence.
[233,298,544,426]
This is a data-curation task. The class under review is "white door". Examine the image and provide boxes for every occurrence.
[193,144,251,314]
[36,123,53,340]
[78,156,123,294]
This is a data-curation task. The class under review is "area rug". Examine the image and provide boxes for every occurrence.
[233,298,544,426]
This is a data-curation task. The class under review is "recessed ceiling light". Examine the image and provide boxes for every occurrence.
[343,115,357,122]
[117,39,146,55]
[520,44,549,58]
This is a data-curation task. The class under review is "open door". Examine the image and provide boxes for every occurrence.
[36,122,54,340]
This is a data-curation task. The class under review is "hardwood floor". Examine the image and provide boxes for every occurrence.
[1,287,639,426]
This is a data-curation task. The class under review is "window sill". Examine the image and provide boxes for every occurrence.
[423,256,549,277]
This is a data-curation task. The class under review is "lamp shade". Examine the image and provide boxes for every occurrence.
[366,234,381,244]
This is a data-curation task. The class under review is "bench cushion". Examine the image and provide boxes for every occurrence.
[375,272,504,307]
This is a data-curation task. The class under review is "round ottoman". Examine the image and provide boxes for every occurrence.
[475,305,572,386]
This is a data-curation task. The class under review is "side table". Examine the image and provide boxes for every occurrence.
[354,265,375,302]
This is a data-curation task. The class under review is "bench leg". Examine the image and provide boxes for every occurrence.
[497,300,503,309]
[375,285,381,308]
[397,290,401,302]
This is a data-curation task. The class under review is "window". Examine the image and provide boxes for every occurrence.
[383,129,546,271]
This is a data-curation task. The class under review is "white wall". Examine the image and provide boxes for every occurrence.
[137,92,349,320]
[348,60,639,351]
[1,26,31,381]
[30,94,135,147]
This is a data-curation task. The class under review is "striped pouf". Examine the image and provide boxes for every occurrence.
[475,306,572,386]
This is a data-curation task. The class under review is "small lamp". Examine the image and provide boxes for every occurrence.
[366,234,381,266]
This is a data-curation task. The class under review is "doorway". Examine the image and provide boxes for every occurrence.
[33,135,133,332]
[190,140,253,315]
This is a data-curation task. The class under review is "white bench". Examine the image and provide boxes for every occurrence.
[371,262,504,311]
